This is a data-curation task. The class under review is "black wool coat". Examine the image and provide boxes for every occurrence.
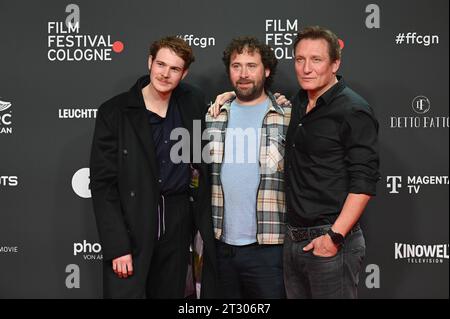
[90,76,217,298]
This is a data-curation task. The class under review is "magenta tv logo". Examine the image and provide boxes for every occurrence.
[386,176,402,194]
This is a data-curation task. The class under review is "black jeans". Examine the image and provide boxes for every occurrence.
[283,225,366,299]
[216,240,286,299]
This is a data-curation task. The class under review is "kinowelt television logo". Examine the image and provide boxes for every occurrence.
[395,243,449,264]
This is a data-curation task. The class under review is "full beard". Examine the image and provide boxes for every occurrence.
[234,81,265,102]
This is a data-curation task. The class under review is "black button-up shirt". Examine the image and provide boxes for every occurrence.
[146,96,190,196]
[285,77,381,227]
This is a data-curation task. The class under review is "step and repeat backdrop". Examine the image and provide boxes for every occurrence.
[0,0,448,298]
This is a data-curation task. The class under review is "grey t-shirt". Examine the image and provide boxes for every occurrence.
[221,98,269,245]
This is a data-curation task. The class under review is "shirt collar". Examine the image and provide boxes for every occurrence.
[298,75,346,107]
[319,75,346,105]
[126,75,188,109]
[219,91,285,115]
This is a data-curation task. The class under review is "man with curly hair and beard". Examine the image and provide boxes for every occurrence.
[205,37,291,298]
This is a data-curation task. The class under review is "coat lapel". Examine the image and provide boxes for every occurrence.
[124,79,192,182]
[125,107,160,183]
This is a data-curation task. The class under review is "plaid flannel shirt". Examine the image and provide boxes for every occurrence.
[205,93,291,244]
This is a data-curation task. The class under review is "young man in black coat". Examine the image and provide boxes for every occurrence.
[90,36,218,298]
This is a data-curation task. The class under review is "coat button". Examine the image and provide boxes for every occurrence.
[123,149,128,155]
[130,191,135,197]
[298,123,303,127]
[292,143,296,148]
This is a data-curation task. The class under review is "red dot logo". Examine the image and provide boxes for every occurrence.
[338,39,345,50]
[112,41,124,53]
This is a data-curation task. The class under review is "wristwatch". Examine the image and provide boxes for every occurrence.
[327,228,345,246]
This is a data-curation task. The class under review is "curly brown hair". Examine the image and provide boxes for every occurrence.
[149,36,195,70]
[222,36,277,90]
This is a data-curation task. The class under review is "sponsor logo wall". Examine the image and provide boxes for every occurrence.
[0,0,448,298]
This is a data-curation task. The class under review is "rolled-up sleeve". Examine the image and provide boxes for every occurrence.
[340,109,381,195]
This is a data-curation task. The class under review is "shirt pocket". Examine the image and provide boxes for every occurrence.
[262,133,286,174]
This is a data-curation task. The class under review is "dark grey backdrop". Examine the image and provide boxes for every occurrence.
[0,0,448,298]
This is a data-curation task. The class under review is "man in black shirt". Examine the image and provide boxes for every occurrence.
[284,26,380,299]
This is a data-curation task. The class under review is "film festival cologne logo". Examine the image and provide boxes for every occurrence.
[264,18,345,60]
[0,98,13,135]
[47,4,124,62]
[265,19,299,60]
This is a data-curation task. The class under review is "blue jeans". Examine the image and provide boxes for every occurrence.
[216,240,286,299]
[283,226,366,299]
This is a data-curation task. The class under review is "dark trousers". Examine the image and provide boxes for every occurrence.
[283,225,366,299]
[145,193,193,298]
[216,240,286,299]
